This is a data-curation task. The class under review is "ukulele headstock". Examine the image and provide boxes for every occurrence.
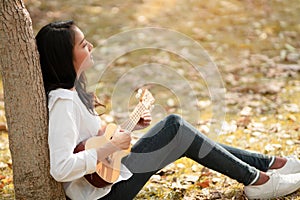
[136,88,155,109]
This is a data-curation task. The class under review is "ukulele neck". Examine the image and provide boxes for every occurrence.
[120,103,146,132]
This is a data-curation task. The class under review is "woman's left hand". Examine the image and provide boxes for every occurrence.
[134,110,152,131]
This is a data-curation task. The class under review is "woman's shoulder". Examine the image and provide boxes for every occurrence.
[48,88,78,111]
[49,88,76,99]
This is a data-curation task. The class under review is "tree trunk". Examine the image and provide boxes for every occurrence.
[0,0,65,199]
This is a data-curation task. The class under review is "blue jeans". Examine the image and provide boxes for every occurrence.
[99,114,273,200]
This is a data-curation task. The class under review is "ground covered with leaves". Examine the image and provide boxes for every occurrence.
[1,0,300,199]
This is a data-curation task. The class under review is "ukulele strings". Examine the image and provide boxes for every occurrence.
[121,103,146,132]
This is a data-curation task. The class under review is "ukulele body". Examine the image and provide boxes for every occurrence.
[74,88,155,188]
[85,123,130,184]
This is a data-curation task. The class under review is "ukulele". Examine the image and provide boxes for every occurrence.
[74,88,155,188]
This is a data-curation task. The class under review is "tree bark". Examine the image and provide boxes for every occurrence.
[0,0,65,199]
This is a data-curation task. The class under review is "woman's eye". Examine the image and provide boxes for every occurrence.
[83,43,87,48]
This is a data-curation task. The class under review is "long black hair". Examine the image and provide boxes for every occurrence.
[36,20,103,114]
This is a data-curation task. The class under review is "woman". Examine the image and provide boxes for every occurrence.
[36,20,300,200]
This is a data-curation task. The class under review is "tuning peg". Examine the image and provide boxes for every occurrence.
[135,93,141,99]
[135,89,143,99]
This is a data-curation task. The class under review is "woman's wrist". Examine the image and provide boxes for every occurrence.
[95,141,119,163]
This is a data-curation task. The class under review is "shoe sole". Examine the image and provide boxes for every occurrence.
[245,179,300,199]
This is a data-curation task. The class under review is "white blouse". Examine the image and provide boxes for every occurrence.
[48,89,132,200]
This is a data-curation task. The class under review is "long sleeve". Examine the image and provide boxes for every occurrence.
[48,98,97,182]
[47,89,132,200]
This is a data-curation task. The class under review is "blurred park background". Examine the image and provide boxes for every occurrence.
[1,0,300,199]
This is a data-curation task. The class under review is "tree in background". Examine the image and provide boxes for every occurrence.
[0,0,65,199]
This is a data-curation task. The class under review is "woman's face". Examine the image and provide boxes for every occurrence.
[72,26,94,76]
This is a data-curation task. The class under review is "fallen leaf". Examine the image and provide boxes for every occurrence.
[0,122,7,131]
[240,106,252,116]
[196,180,210,188]
[284,104,300,113]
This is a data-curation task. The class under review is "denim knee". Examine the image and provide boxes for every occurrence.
[158,114,184,141]
[164,114,183,127]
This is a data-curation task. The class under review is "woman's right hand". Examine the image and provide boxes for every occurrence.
[110,129,131,150]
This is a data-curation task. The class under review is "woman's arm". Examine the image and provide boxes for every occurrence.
[48,99,98,182]
[49,98,132,183]
[96,129,131,162]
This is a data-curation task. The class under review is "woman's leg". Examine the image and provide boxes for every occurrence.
[219,144,274,172]
[99,170,159,200]
[100,115,259,199]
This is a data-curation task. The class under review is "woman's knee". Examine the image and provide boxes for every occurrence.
[164,114,183,127]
